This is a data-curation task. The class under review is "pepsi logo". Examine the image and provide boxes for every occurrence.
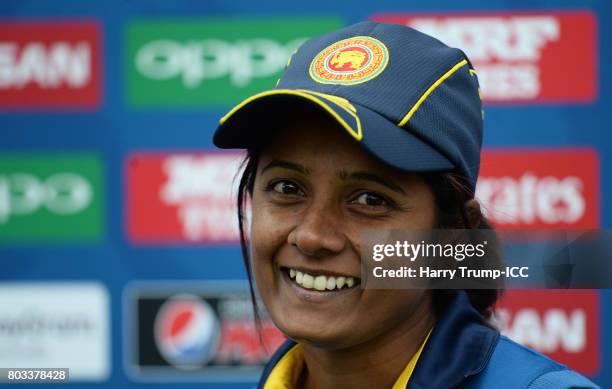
[153,294,220,369]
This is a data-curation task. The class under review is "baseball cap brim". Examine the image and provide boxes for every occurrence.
[213,89,455,174]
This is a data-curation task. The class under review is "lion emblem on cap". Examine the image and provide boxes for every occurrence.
[330,49,368,71]
[310,36,389,85]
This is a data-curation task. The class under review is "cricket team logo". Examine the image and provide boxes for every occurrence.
[310,36,388,85]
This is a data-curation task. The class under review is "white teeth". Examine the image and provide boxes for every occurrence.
[346,277,355,288]
[326,276,336,290]
[335,276,346,289]
[302,274,314,289]
[287,268,357,291]
[314,275,327,291]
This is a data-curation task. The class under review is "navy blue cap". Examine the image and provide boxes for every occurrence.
[213,21,483,191]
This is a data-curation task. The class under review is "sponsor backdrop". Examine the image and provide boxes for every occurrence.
[0,0,610,387]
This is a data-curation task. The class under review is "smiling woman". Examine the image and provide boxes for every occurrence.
[250,110,437,357]
[212,21,598,389]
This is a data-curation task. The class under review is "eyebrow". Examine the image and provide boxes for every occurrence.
[261,160,310,175]
[341,171,406,195]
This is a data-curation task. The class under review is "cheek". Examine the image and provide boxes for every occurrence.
[395,201,437,229]
[249,194,294,281]
[416,186,438,228]
[251,198,290,252]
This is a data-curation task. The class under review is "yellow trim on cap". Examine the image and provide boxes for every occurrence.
[219,89,363,141]
[297,89,357,114]
[297,89,362,140]
[398,59,468,127]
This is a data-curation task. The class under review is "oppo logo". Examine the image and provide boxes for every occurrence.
[135,38,305,88]
[0,172,92,223]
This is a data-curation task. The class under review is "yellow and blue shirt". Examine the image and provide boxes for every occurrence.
[256,291,599,389]
[262,329,432,389]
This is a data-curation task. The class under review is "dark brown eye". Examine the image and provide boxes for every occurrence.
[354,192,387,206]
[272,180,302,195]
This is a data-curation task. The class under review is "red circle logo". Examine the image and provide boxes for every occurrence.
[310,36,389,85]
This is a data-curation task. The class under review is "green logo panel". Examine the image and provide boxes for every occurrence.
[127,17,343,107]
[0,154,104,243]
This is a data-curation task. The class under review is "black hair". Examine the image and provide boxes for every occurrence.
[422,172,504,319]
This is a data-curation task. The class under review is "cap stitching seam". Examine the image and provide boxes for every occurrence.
[397,59,468,127]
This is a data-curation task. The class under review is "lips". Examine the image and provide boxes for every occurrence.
[282,266,359,291]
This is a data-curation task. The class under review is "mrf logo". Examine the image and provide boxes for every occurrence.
[125,283,285,380]
[126,152,243,244]
[495,290,600,376]
[372,11,597,102]
[0,21,101,108]
[476,149,599,229]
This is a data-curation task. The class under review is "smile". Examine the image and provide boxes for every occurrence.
[282,266,360,291]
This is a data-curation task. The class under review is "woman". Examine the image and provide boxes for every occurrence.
[213,21,598,389]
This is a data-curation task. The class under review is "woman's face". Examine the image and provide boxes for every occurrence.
[250,112,437,349]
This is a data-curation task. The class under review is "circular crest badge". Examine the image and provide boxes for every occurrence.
[309,36,389,85]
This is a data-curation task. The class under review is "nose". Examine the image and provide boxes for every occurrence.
[287,202,346,258]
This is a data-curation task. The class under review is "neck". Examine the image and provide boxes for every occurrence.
[299,296,435,389]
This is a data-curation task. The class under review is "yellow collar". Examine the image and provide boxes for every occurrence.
[264,329,432,389]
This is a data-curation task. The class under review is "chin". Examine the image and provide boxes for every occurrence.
[272,312,353,348]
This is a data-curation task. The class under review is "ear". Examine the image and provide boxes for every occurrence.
[464,199,482,229]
